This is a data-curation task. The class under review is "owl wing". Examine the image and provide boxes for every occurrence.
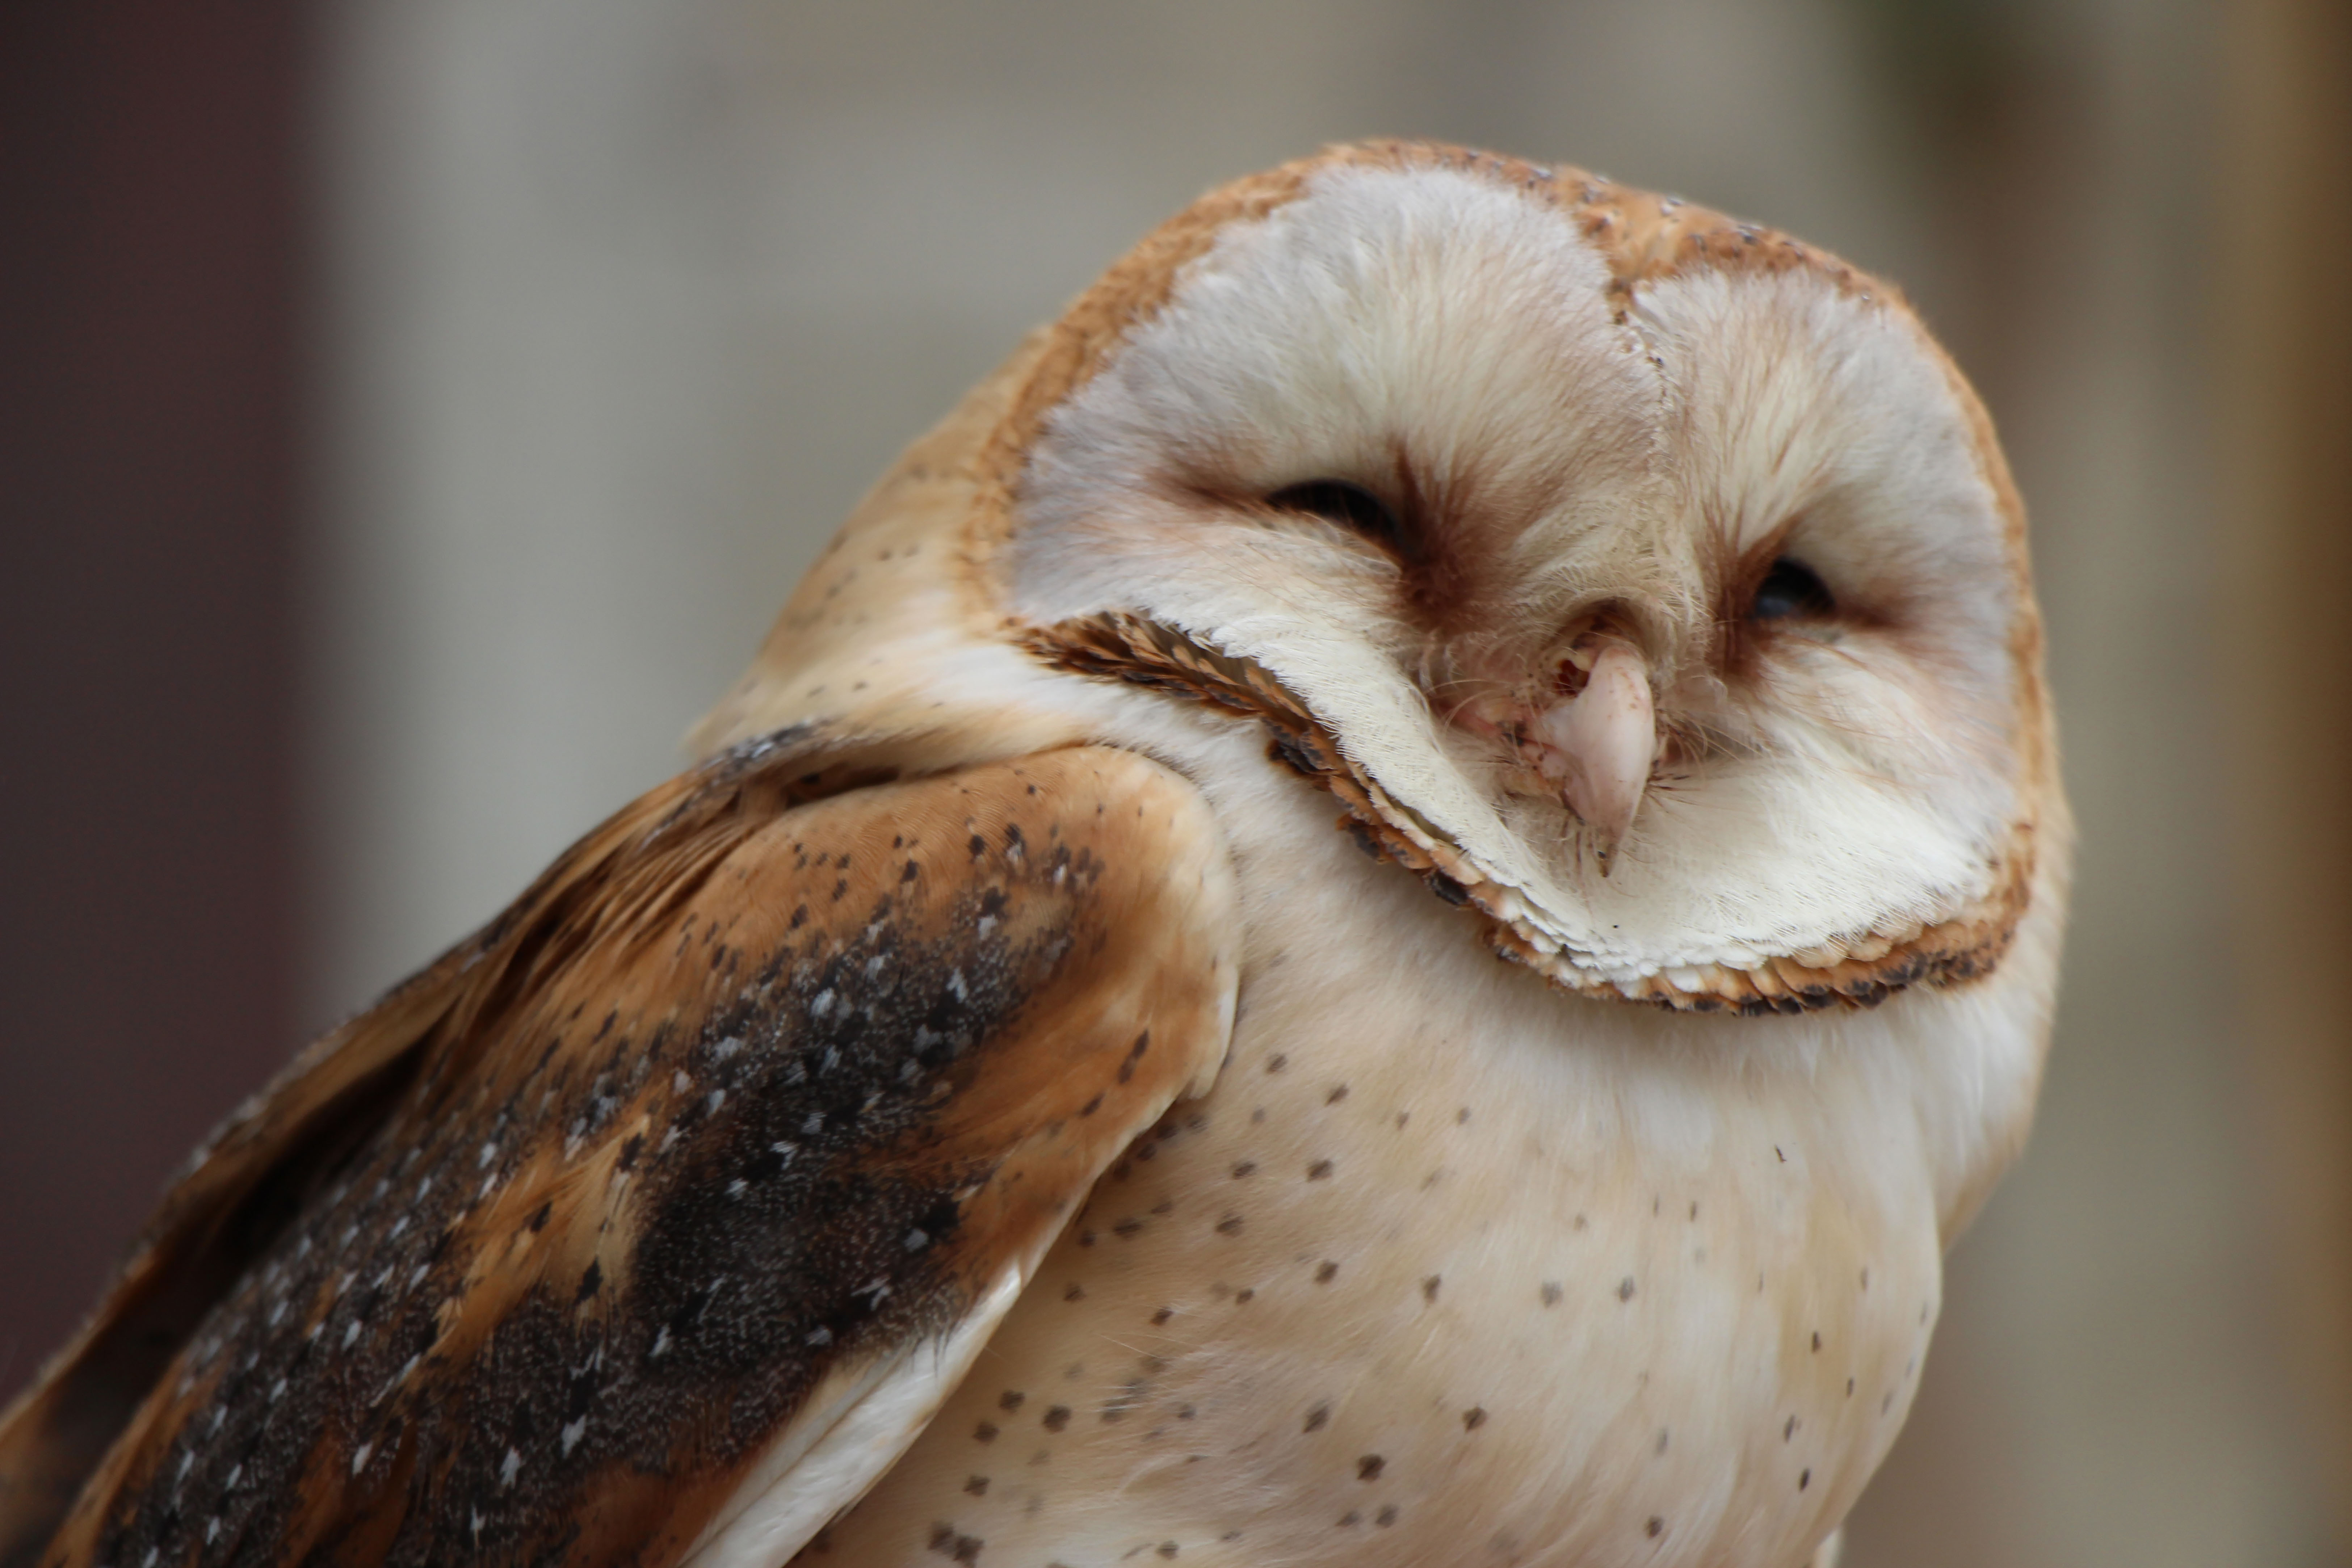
[0,743,1238,1568]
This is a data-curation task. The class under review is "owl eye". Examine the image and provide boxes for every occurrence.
[1266,479,1409,551]
[1749,556,1836,622]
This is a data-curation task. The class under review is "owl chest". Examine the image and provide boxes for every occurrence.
[821,814,1946,1567]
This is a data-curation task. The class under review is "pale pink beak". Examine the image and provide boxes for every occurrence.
[1527,641,1656,870]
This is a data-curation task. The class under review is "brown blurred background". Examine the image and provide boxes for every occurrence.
[3,1,2347,1561]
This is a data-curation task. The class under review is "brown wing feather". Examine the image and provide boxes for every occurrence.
[0,844,524,1568]
[2,743,1236,1568]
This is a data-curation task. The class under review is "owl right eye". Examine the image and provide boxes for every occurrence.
[1749,556,1837,622]
[1266,479,1410,553]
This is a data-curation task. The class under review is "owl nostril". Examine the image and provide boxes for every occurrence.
[1550,609,1646,700]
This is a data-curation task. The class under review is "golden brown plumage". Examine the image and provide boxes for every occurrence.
[1,140,2066,1567]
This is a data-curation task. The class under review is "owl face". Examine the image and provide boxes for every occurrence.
[1004,151,2046,1008]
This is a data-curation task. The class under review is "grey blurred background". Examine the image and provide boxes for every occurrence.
[4,2,2347,1563]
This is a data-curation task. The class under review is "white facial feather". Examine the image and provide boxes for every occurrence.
[1008,164,2028,991]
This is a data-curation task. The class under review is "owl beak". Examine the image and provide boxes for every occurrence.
[1527,641,1656,872]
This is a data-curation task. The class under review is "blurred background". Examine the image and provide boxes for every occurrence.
[3,1,2346,1561]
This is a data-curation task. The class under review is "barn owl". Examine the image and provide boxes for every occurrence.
[0,141,2066,1568]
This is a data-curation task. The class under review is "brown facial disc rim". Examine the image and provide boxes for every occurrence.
[1019,610,2030,1014]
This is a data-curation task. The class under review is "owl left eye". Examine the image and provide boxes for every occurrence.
[1265,479,1410,552]
[1749,556,1836,622]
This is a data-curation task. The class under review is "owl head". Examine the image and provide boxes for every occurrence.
[703,141,2062,1016]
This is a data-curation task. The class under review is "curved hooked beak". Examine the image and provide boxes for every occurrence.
[1526,641,1657,873]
